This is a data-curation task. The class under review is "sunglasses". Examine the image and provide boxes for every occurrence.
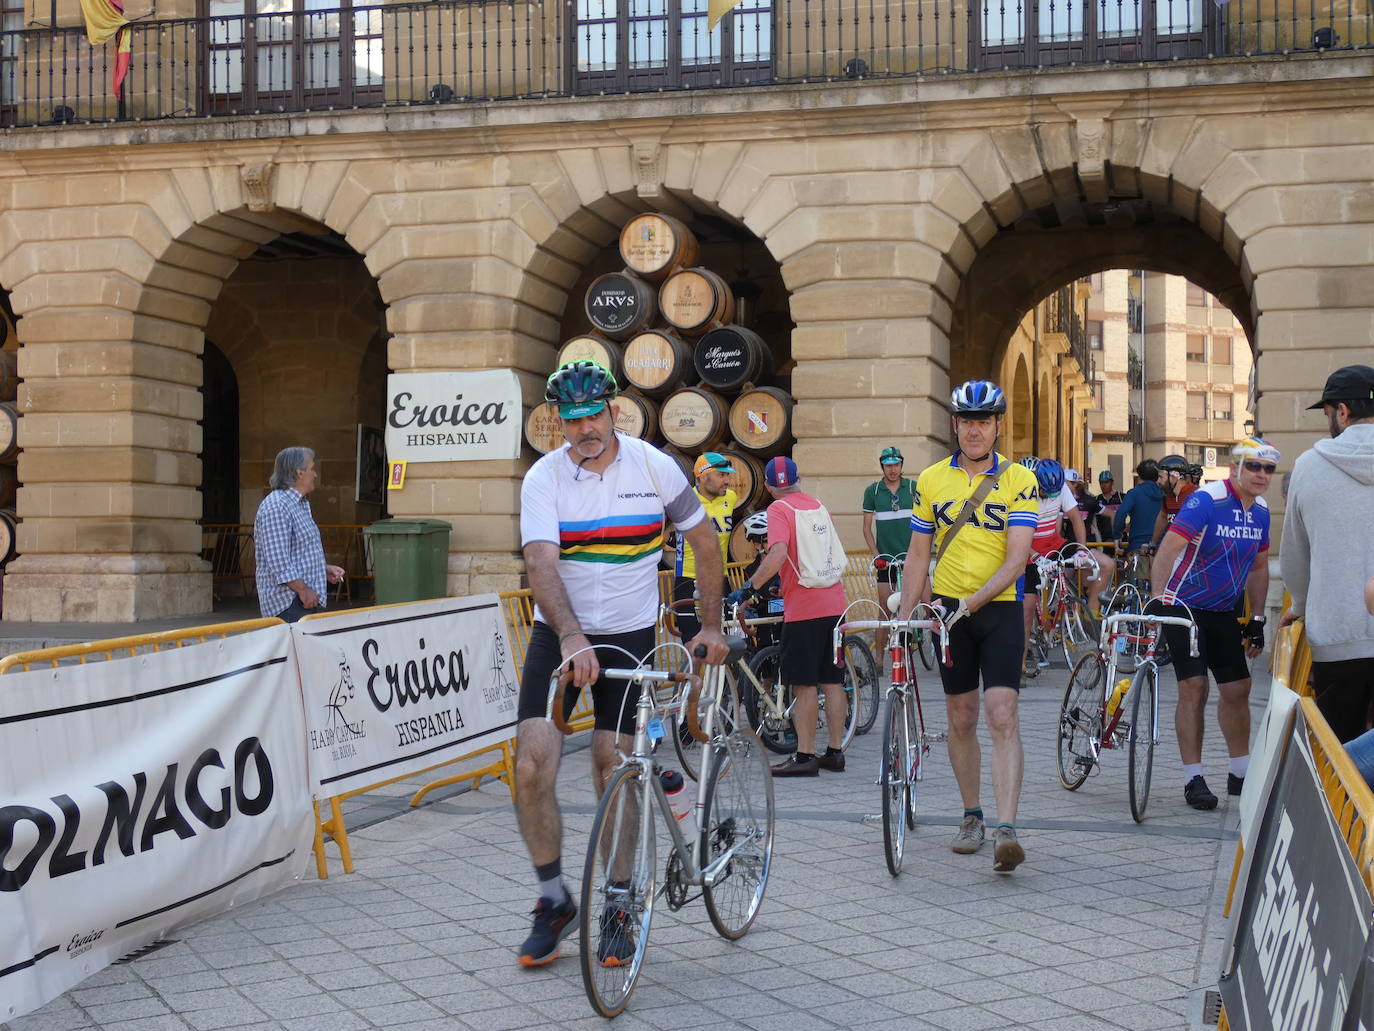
[1243,461,1277,474]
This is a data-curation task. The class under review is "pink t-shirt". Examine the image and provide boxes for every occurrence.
[766,492,848,622]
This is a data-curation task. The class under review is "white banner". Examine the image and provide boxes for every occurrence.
[385,370,522,463]
[292,596,519,798]
[0,625,313,1022]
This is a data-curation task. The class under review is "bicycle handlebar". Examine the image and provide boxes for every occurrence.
[838,618,940,633]
[1103,611,1200,658]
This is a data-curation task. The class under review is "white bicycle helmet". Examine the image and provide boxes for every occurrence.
[742,511,769,539]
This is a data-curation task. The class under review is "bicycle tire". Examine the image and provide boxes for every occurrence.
[844,635,880,737]
[743,645,795,755]
[821,635,867,751]
[1057,653,1104,790]
[915,628,936,671]
[1128,664,1157,823]
[580,765,656,1018]
[880,692,908,877]
[1104,586,1144,674]
[905,690,920,828]
[701,731,775,940]
[1059,605,1091,669]
[672,667,739,782]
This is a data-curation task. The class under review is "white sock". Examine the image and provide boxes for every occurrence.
[539,875,568,904]
[1183,763,1205,782]
[1230,755,1250,778]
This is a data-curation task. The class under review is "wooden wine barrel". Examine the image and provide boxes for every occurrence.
[660,387,730,453]
[613,390,659,441]
[622,329,694,398]
[728,519,760,565]
[0,508,16,564]
[584,271,658,341]
[694,325,774,393]
[0,402,17,464]
[716,448,765,510]
[0,465,15,509]
[619,213,699,282]
[524,403,565,454]
[660,446,698,487]
[728,386,793,455]
[556,334,623,384]
[0,350,18,403]
[658,268,734,337]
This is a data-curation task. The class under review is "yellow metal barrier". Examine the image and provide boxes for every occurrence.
[0,617,284,673]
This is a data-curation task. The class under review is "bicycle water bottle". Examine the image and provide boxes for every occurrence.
[1107,677,1130,719]
[660,769,698,840]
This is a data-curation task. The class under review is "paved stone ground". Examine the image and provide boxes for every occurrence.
[5,654,1254,1031]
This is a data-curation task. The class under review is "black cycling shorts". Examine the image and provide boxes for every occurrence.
[780,615,843,687]
[875,564,900,586]
[1161,605,1250,686]
[516,622,657,735]
[934,597,1024,695]
[672,576,701,643]
[1021,562,1042,594]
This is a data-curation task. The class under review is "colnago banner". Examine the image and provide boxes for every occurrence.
[291,595,519,797]
[0,624,313,1021]
[385,369,522,463]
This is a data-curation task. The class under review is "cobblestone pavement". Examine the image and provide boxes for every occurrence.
[6,654,1255,1031]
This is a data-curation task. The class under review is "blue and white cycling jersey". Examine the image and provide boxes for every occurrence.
[1161,480,1269,612]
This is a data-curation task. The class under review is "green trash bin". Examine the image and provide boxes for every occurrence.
[364,518,452,605]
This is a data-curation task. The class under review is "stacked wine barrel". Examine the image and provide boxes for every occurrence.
[525,212,796,522]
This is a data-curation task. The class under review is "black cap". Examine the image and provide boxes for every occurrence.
[1309,365,1374,410]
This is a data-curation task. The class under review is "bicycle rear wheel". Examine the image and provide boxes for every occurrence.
[844,635,880,737]
[880,691,909,877]
[1128,664,1157,823]
[580,766,656,1018]
[1105,586,1144,673]
[672,668,739,782]
[701,731,775,939]
[743,645,795,754]
[1057,653,1105,790]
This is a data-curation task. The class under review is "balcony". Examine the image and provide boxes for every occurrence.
[0,0,1367,128]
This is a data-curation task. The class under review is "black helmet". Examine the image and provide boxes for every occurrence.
[1160,454,1189,473]
[545,360,618,418]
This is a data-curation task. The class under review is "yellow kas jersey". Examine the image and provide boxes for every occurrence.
[675,488,737,578]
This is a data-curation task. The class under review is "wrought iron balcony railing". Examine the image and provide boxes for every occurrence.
[0,0,1366,129]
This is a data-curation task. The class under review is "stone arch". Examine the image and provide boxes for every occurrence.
[1011,354,1033,458]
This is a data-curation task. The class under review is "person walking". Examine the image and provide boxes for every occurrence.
[253,446,344,623]
[514,360,728,967]
[1151,438,1278,809]
[862,445,916,669]
[728,456,849,777]
[672,451,739,644]
[896,380,1039,872]
[1280,364,1374,743]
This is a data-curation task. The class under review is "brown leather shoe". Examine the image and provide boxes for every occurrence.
[817,749,846,772]
[771,754,820,777]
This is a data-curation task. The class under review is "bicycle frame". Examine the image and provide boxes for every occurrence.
[1095,608,1199,746]
[837,610,949,765]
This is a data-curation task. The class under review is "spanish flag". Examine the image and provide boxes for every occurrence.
[78,0,133,98]
[707,0,743,31]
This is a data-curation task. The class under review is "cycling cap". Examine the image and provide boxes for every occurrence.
[545,360,618,419]
[1035,458,1065,495]
[742,511,769,538]
[763,456,799,488]
[879,446,904,465]
[1065,468,1082,483]
[693,451,735,478]
[950,380,1007,416]
[1159,454,1189,473]
[1307,364,1374,409]
[1232,436,1281,464]
[1019,456,1040,471]
[1098,470,1114,482]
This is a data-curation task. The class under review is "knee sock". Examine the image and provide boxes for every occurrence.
[535,859,568,904]
[1230,755,1250,778]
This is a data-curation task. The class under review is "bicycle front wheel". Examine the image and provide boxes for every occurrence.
[580,766,656,1018]
[1058,653,1105,790]
[701,731,775,940]
[880,692,909,877]
[744,645,795,754]
[844,635,880,738]
[1128,664,1157,823]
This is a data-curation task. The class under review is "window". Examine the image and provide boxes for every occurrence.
[1186,282,1208,307]
[0,0,20,109]
[1186,334,1207,362]
[1090,272,1104,293]
[574,0,772,90]
[1213,393,1232,420]
[1184,444,1204,466]
[1187,391,1208,420]
[206,0,383,108]
[1212,336,1232,365]
[1087,319,1103,350]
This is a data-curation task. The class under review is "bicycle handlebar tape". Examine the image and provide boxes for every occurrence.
[550,669,578,736]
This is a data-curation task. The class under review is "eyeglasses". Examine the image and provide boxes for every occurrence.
[1243,461,1277,474]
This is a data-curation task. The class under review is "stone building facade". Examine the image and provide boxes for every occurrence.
[0,52,1370,621]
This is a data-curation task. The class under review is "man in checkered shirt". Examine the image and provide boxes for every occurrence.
[254,446,344,622]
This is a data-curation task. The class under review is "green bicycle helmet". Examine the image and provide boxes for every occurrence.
[545,360,618,419]
[879,446,904,465]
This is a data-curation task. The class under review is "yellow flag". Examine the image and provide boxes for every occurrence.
[78,0,128,47]
[707,0,743,32]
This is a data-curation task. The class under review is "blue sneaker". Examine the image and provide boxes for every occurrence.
[518,895,577,967]
[597,902,636,967]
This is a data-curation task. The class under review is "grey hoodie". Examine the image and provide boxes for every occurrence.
[1280,422,1374,662]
